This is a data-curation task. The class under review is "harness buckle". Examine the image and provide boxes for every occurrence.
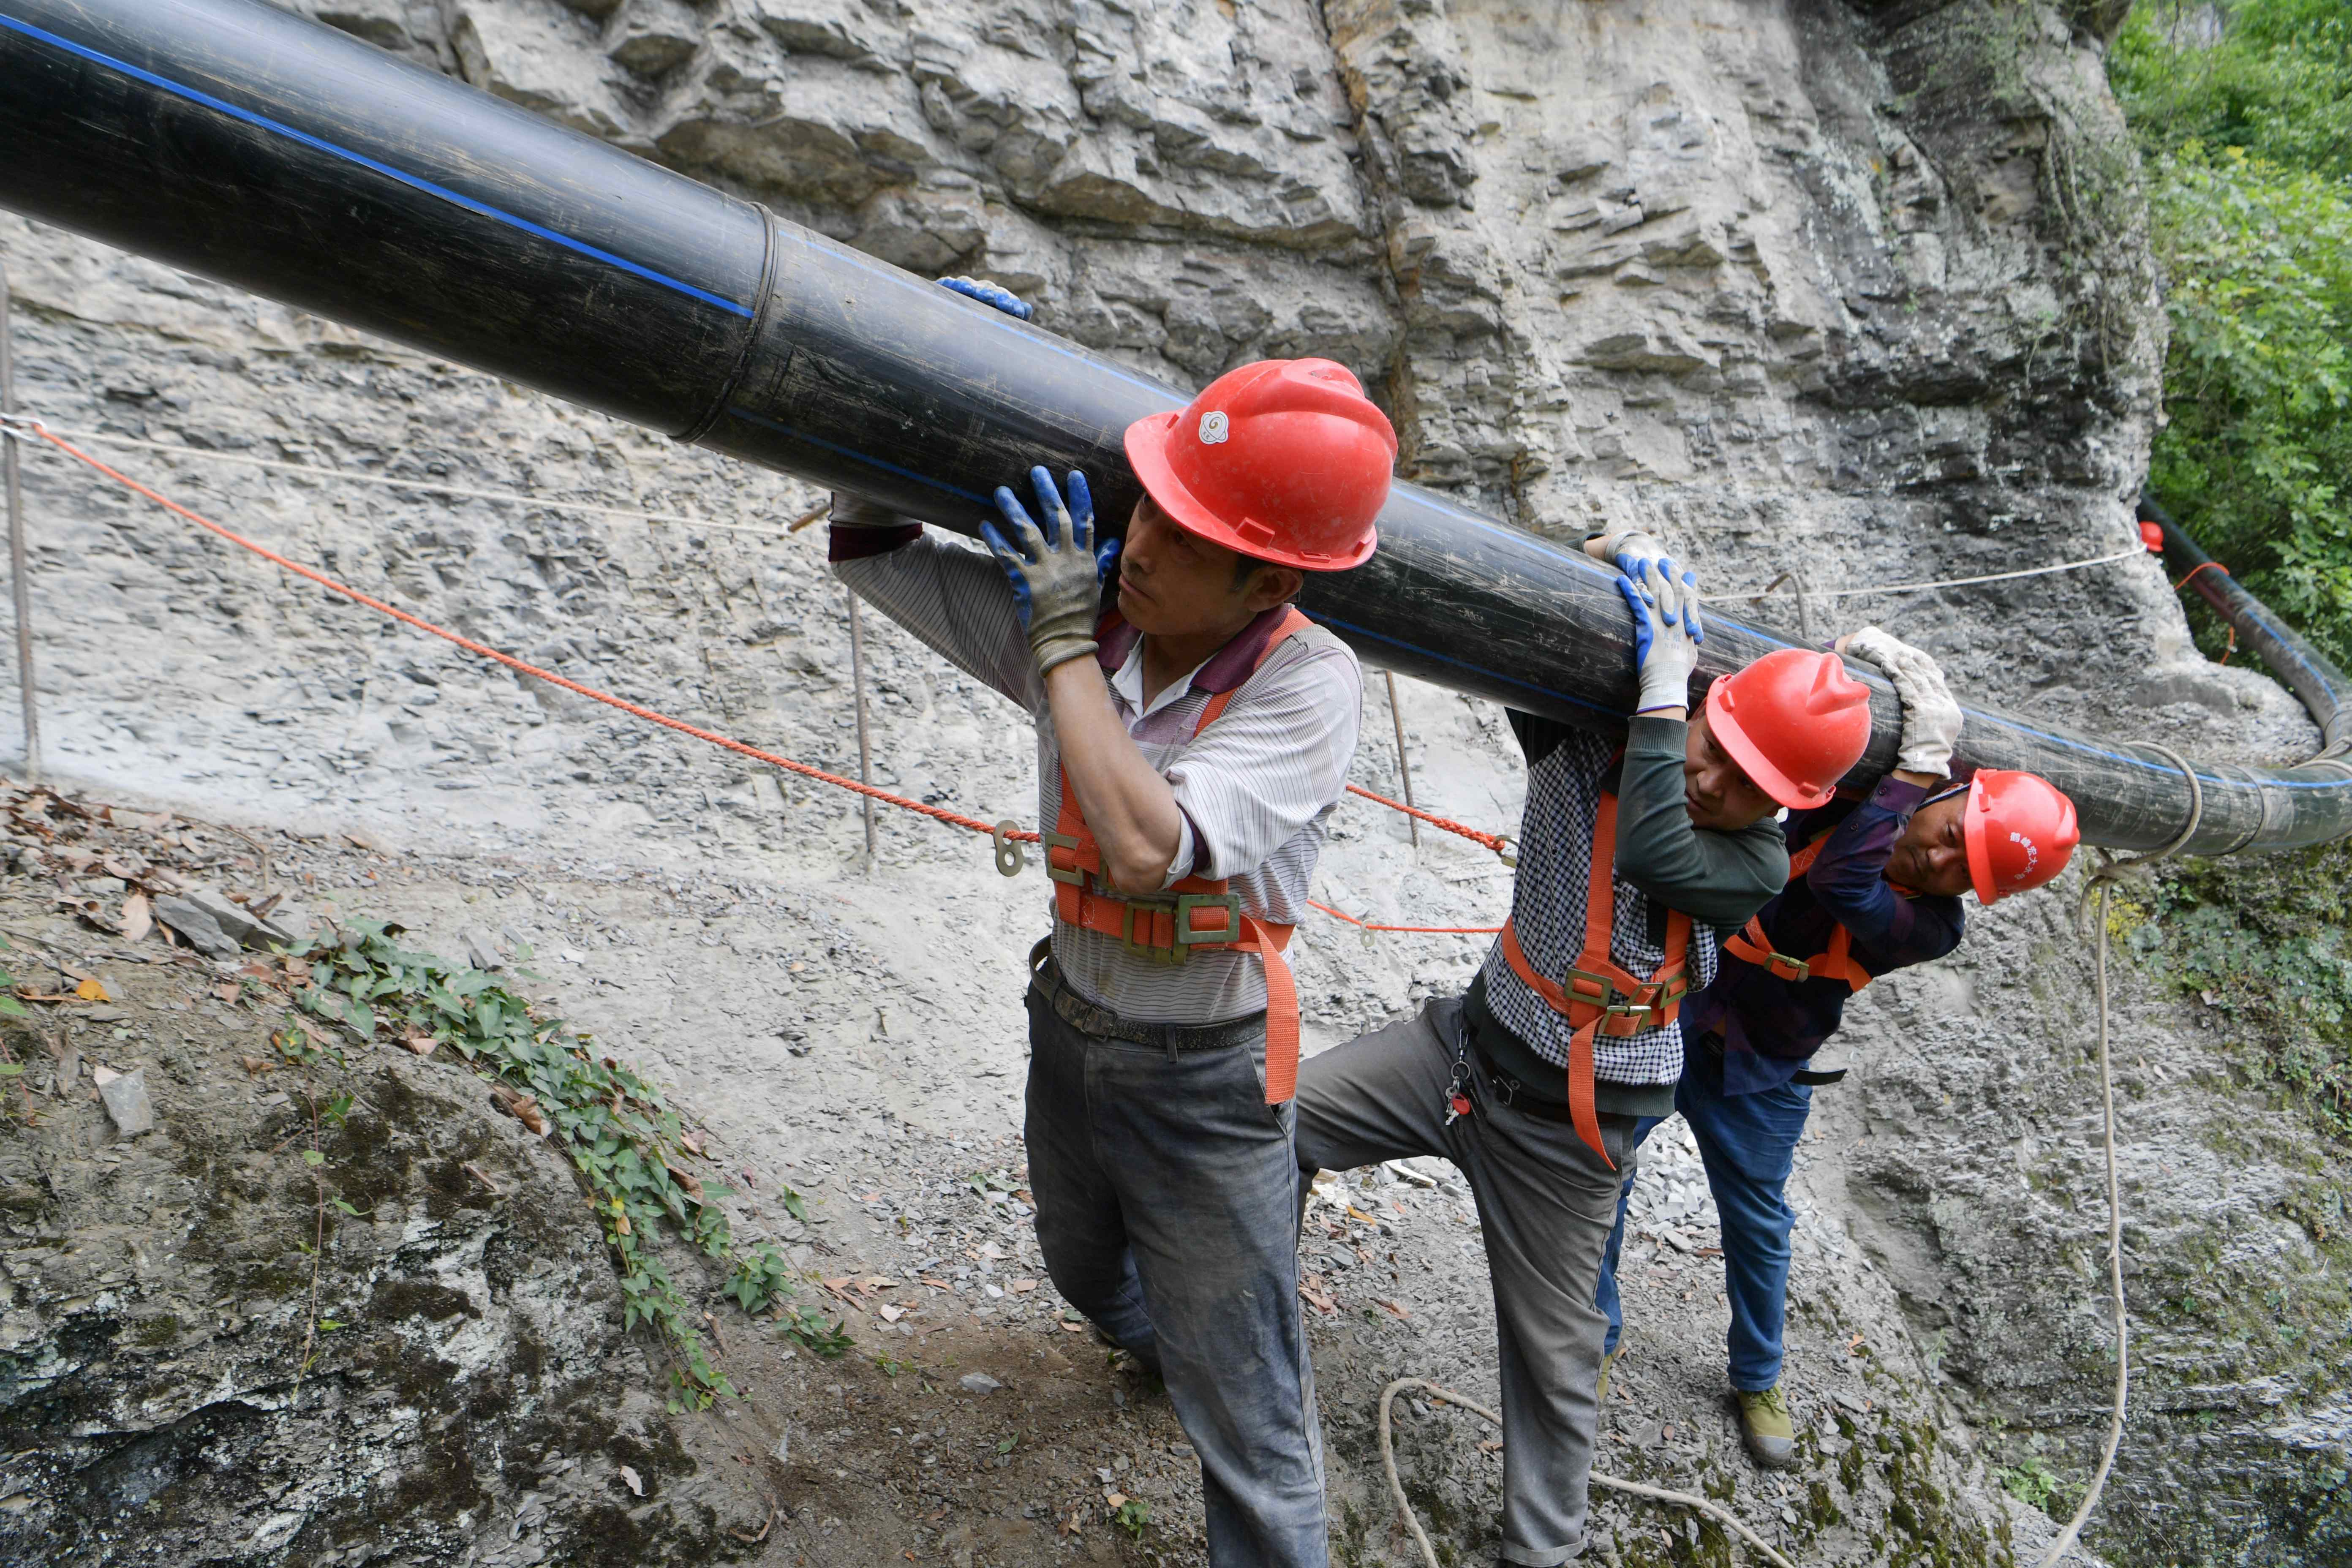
[1173,891,1244,948]
[1558,965,1620,1014]
[1041,829,1087,886]
[1117,897,1189,965]
[1596,1000,1656,1037]
[1764,953,1810,983]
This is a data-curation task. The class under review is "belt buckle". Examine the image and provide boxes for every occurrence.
[1598,1001,1653,1037]
[1765,953,1809,983]
[1120,896,1188,965]
[1042,829,1087,887]
[1559,965,1620,1013]
[1173,891,1242,948]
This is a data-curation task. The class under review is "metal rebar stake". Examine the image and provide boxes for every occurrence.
[844,582,877,858]
[1384,669,1418,847]
[0,262,38,786]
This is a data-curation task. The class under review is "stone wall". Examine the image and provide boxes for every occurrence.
[1,1,2343,1562]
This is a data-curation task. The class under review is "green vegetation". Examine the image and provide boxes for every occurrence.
[2112,1,2352,668]
[1999,1454,2067,1515]
[2133,837,2352,1135]
[291,917,850,1407]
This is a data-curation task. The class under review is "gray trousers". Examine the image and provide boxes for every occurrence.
[1024,961,1327,1568]
[1294,998,1636,1567]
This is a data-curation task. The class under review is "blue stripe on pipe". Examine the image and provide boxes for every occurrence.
[722,406,993,505]
[5,16,2330,808]
[0,10,754,319]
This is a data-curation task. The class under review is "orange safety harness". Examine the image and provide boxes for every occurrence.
[1040,607,1312,1105]
[1496,789,1690,1169]
[1720,833,1875,993]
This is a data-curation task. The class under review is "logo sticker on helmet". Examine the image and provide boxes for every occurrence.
[1198,411,1230,444]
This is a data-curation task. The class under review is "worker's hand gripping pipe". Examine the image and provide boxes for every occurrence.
[1,0,2348,853]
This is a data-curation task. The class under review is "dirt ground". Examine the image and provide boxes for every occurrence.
[1,774,2056,1568]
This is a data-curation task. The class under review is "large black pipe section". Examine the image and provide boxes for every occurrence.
[3,0,2348,855]
[2139,495,2352,757]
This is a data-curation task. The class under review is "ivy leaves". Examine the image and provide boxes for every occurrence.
[286,917,847,1406]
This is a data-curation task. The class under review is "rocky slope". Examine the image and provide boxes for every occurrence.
[0,0,2344,1562]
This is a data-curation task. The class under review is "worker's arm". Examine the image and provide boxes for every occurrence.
[1614,715,1789,926]
[829,498,1046,711]
[981,467,1181,891]
[1800,778,1962,958]
[1045,658,1188,893]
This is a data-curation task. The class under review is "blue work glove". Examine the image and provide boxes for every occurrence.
[1618,556,1703,714]
[938,275,1034,321]
[1601,530,1704,647]
[982,467,1107,675]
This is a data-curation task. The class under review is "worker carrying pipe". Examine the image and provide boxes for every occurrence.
[829,278,1395,1568]
[1592,632,2079,1469]
[1294,534,1877,1568]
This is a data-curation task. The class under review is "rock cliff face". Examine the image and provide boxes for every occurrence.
[1,0,2344,1563]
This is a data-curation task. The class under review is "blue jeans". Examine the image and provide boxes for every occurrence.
[1595,1043,1811,1392]
[1023,968,1325,1568]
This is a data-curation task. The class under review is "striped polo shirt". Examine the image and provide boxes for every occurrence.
[833,528,1362,1025]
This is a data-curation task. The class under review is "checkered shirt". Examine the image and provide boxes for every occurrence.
[1474,727,1723,1085]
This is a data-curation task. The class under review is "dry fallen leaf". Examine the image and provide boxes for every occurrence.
[74,977,111,1003]
[1010,1278,1037,1294]
[877,1304,905,1323]
[238,1055,274,1075]
[1374,1297,1411,1320]
[678,1130,705,1157]
[283,956,311,983]
[489,1086,547,1135]
[214,982,242,1005]
[402,1034,437,1056]
[120,892,152,944]
[618,1465,643,1497]
[1104,1491,1128,1510]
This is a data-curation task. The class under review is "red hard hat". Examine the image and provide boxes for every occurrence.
[1963,770,2079,903]
[1123,358,1396,571]
[1704,649,1874,809]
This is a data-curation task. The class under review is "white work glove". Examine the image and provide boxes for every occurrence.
[1841,626,1962,776]
[981,466,1114,677]
[1618,555,1703,713]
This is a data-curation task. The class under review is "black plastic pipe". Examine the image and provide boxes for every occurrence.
[1,0,2347,855]
[2139,495,2352,757]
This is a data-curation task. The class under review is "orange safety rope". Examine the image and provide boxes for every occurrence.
[22,422,1517,935]
[1345,784,1510,856]
[1307,899,1500,937]
[21,423,1039,846]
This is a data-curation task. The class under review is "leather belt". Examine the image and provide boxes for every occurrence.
[1467,1033,1639,1127]
[1027,940,1266,1053]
